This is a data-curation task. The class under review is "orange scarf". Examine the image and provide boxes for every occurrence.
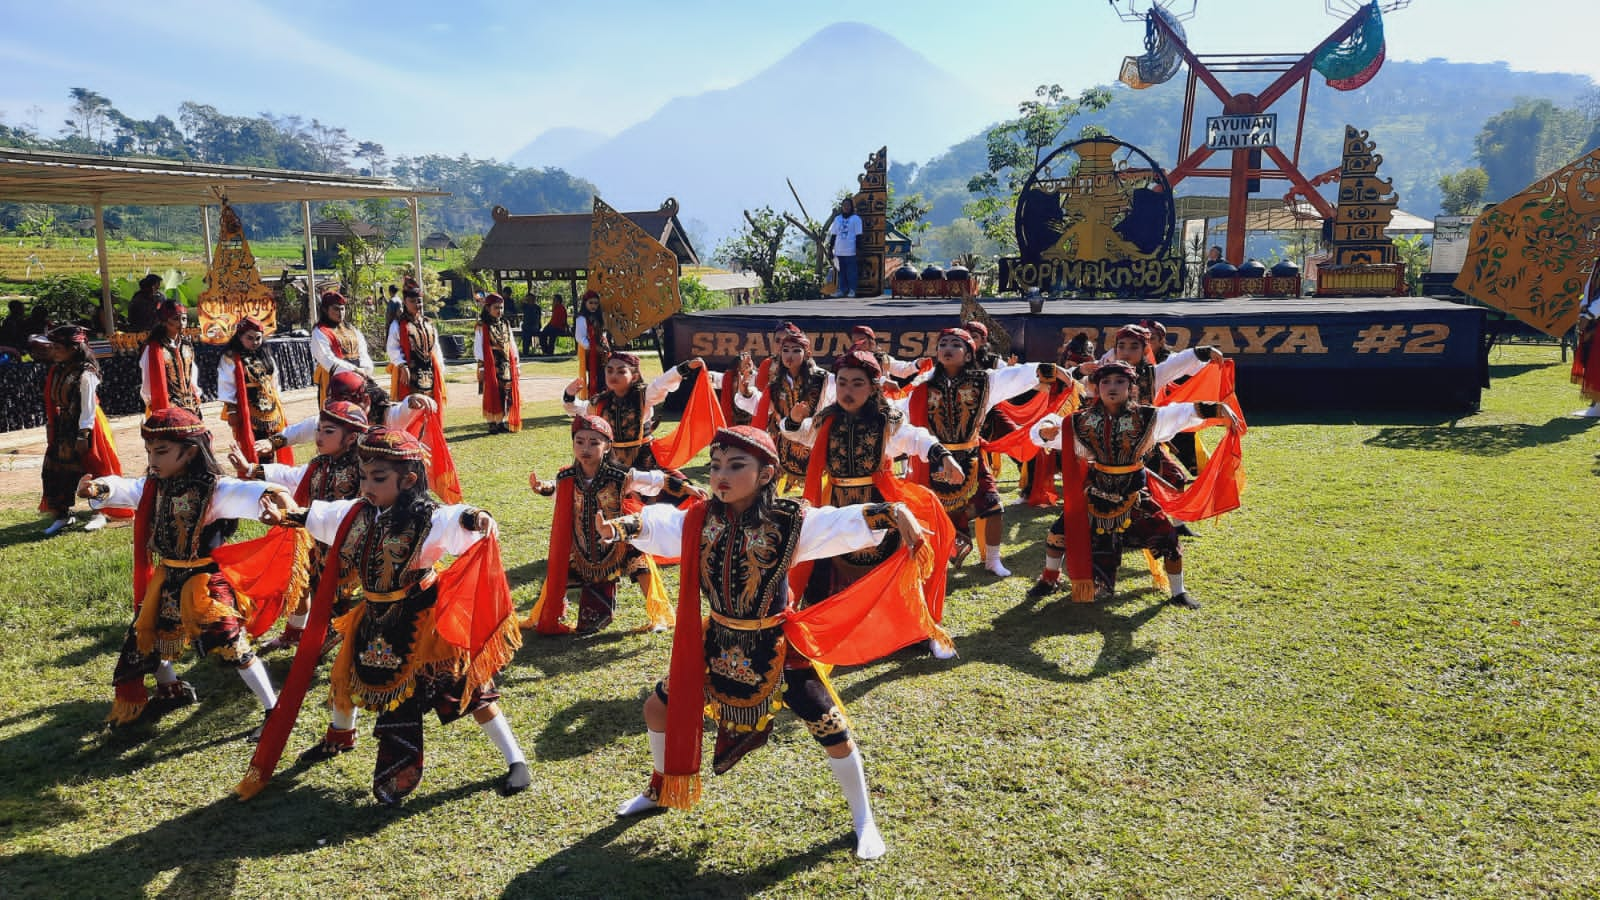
[42,367,128,516]
[403,410,462,504]
[522,476,578,634]
[1149,360,1246,521]
[652,370,725,470]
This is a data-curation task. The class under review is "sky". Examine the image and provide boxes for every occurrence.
[2,0,1594,165]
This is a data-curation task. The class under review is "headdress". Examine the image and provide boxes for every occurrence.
[154,299,184,323]
[608,350,641,368]
[570,414,614,440]
[141,407,207,440]
[1089,360,1139,384]
[327,369,369,404]
[234,315,266,337]
[319,400,370,432]
[939,326,976,354]
[833,349,882,379]
[46,325,88,346]
[357,426,425,461]
[711,425,778,466]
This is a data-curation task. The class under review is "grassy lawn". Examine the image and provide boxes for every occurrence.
[0,344,1596,897]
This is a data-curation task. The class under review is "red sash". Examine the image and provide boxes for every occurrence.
[478,323,523,431]
[145,343,172,411]
[237,504,364,799]
[522,477,579,634]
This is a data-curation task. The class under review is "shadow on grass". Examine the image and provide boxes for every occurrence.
[0,516,62,551]
[1364,415,1599,455]
[532,695,643,761]
[500,816,846,899]
[3,777,490,897]
[49,620,129,669]
[960,589,1169,685]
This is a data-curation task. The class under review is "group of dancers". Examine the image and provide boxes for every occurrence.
[36,283,1247,861]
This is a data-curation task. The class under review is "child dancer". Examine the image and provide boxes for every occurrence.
[386,277,446,407]
[474,292,522,433]
[309,290,374,406]
[257,427,529,803]
[218,316,293,467]
[562,352,705,472]
[138,299,203,417]
[79,408,281,733]
[606,426,932,860]
[35,325,116,535]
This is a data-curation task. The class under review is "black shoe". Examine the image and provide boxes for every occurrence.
[1167,592,1201,610]
[1026,579,1060,599]
[1174,522,1198,537]
[149,680,199,713]
[500,761,531,796]
[246,708,273,743]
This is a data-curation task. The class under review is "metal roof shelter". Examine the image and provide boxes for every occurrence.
[472,197,697,289]
[0,148,447,333]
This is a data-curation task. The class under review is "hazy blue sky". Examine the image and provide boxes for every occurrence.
[2,0,1591,162]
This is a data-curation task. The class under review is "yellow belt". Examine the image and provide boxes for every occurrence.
[364,569,438,603]
[943,439,981,452]
[160,556,215,569]
[612,437,648,448]
[831,475,877,488]
[1091,462,1145,475]
[710,610,785,631]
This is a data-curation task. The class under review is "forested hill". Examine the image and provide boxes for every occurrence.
[0,94,597,240]
[908,59,1597,227]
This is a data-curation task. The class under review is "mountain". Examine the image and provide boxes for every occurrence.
[908,59,1597,228]
[555,22,1005,249]
[509,126,609,170]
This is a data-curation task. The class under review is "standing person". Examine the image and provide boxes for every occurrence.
[906,327,1064,577]
[828,198,864,299]
[255,427,530,803]
[139,300,203,417]
[384,284,402,330]
[521,415,699,635]
[77,408,282,733]
[751,325,833,491]
[519,292,542,357]
[1029,361,1241,608]
[218,316,293,467]
[605,426,937,859]
[309,291,374,407]
[386,277,447,407]
[542,290,568,357]
[34,325,116,536]
[1571,265,1600,417]
[127,275,163,333]
[574,290,611,399]
[474,293,522,434]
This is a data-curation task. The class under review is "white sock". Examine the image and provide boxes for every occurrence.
[648,728,666,772]
[827,749,886,860]
[1043,554,1063,576]
[331,706,358,730]
[1168,570,1185,597]
[155,660,178,685]
[287,611,309,630]
[237,659,277,710]
[983,546,1010,577]
[477,712,527,765]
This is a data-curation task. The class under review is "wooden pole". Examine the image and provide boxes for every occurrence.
[200,205,213,269]
[93,193,114,336]
[302,201,316,323]
[408,198,423,293]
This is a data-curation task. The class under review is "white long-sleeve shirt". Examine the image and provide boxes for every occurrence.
[704,370,762,416]
[1029,403,1210,460]
[1096,348,1210,396]
[303,499,485,569]
[89,474,278,529]
[622,501,889,563]
[574,315,596,350]
[563,367,687,431]
[215,354,283,408]
[278,401,422,448]
[311,326,373,377]
[472,322,519,364]
[70,370,100,431]
[137,344,202,407]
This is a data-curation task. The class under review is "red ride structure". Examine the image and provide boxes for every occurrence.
[1111,0,1409,264]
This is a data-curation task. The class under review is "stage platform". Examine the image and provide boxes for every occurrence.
[662,295,1489,412]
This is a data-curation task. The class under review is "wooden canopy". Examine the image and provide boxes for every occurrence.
[471,197,699,279]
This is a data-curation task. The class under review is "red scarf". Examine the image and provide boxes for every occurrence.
[237,503,364,799]
[659,499,711,809]
[478,322,523,431]
[1058,451,1095,602]
[131,480,158,609]
[403,409,462,504]
[1574,320,1600,402]
[522,476,579,634]
[145,343,172,411]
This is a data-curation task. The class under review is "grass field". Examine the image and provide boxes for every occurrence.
[0,344,1596,897]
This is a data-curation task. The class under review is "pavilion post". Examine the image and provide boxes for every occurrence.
[408,198,423,290]
[199,205,213,269]
[92,193,114,336]
[302,201,316,322]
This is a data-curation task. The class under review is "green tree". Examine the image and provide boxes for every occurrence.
[714,207,791,297]
[964,84,1112,252]
[1475,98,1591,200]
[1392,234,1431,296]
[1437,167,1489,215]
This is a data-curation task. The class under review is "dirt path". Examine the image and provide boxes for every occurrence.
[0,365,572,505]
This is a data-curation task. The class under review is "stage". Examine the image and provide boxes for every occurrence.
[661,295,1489,412]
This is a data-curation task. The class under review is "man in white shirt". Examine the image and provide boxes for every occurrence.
[828,198,864,299]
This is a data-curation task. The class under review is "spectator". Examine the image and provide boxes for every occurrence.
[520,291,542,356]
[384,284,402,329]
[828,197,864,298]
[0,300,28,356]
[127,274,162,332]
[542,291,568,356]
